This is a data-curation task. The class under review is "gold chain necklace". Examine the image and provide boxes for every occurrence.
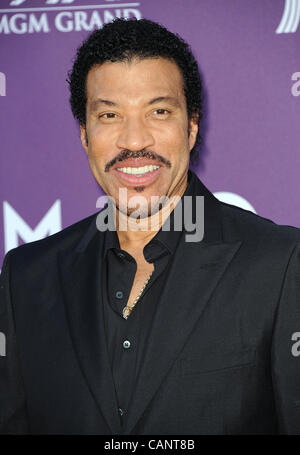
[122,270,154,320]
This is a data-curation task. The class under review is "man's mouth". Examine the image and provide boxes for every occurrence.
[112,161,163,186]
[116,164,160,177]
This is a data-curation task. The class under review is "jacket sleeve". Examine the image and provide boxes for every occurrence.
[0,250,30,434]
[271,242,300,434]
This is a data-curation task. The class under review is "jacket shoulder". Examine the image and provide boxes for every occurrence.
[219,200,300,244]
[2,210,100,268]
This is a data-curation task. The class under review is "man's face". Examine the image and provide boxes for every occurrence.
[81,57,198,217]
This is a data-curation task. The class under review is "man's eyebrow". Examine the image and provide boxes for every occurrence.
[148,96,180,107]
[89,98,119,110]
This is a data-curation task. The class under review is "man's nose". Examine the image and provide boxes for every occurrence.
[115,116,155,151]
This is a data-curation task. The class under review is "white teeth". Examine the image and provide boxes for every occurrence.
[116,165,160,175]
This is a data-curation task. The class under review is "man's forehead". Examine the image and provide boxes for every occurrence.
[85,57,185,102]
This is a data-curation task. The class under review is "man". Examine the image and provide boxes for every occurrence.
[1,18,300,435]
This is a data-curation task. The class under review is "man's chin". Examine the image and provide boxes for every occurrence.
[116,204,158,218]
[112,187,170,218]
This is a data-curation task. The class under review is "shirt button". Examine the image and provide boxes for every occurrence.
[118,407,124,416]
[123,340,131,349]
[115,291,123,299]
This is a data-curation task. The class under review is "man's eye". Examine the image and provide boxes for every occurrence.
[154,109,170,115]
[99,113,117,119]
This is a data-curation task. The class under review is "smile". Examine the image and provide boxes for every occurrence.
[113,164,162,186]
[116,165,160,177]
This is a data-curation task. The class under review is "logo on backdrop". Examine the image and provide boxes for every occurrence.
[276,0,300,33]
[0,0,142,34]
[2,200,62,255]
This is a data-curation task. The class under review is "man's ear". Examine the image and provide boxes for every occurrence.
[188,115,199,151]
[80,125,88,153]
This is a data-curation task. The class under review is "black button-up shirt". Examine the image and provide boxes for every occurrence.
[101,170,196,427]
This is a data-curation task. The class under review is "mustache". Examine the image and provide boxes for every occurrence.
[104,149,171,172]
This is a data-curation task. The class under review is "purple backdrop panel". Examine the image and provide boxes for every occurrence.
[0,0,299,264]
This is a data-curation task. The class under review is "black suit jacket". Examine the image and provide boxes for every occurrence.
[1,172,300,434]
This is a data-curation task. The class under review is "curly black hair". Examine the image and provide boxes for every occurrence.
[67,18,203,165]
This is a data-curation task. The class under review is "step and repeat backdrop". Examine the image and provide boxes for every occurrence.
[0,0,299,265]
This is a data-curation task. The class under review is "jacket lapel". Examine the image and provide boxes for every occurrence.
[123,176,243,434]
[58,218,121,435]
